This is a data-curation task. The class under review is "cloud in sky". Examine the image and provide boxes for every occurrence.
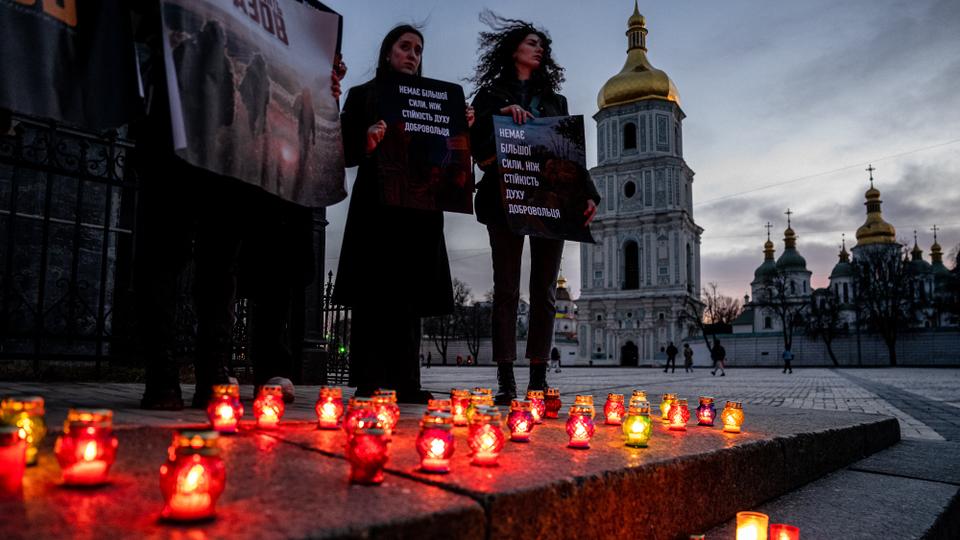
[322,0,960,302]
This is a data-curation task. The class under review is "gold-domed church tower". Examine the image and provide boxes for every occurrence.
[577,2,702,366]
[852,165,899,256]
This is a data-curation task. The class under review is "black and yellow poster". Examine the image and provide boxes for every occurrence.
[160,0,346,207]
[0,0,139,130]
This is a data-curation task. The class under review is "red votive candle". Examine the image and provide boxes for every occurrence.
[526,390,546,424]
[466,391,494,424]
[544,388,562,419]
[373,389,400,434]
[604,393,626,425]
[669,398,691,431]
[253,385,285,429]
[427,398,452,414]
[507,400,535,442]
[416,411,455,473]
[346,423,390,485]
[55,409,118,486]
[206,384,243,434]
[769,524,800,540]
[566,404,596,449]
[315,387,344,430]
[159,431,226,522]
[0,426,25,496]
[343,397,378,439]
[468,407,505,466]
[450,389,471,426]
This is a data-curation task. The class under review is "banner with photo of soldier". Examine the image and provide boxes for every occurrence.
[160,0,346,207]
[375,73,473,214]
[493,115,596,243]
[0,0,139,130]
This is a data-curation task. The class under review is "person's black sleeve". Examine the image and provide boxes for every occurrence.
[469,87,501,168]
[340,85,367,168]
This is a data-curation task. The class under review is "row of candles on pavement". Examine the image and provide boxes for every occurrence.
[0,386,770,533]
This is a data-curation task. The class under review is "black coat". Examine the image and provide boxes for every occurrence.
[333,79,454,316]
[469,77,600,227]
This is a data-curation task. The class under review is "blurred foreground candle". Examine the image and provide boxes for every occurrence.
[573,394,596,418]
[565,405,595,449]
[1,396,46,466]
[526,390,546,423]
[769,524,800,540]
[373,389,401,434]
[468,407,505,466]
[696,396,716,427]
[0,426,25,495]
[315,387,344,430]
[659,393,676,425]
[604,393,626,425]
[507,400,535,442]
[450,389,471,426]
[253,385,285,429]
[736,511,769,540]
[207,384,243,433]
[55,409,118,486]
[668,399,690,431]
[159,431,225,522]
[630,390,647,405]
[346,423,390,485]
[722,401,745,433]
[544,388,562,419]
[416,412,455,473]
[343,397,378,439]
[622,401,652,448]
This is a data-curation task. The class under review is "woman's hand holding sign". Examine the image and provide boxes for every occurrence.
[500,104,533,124]
[366,120,387,153]
[466,105,475,127]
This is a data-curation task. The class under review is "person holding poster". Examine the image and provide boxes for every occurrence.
[334,25,475,403]
[469,13,600,405]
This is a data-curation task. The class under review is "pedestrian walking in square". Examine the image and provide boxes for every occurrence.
[683,343,694,372]
[664,342,678,373]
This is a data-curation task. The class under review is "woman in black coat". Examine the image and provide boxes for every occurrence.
[334,25,473,403]
[469,13,599,404]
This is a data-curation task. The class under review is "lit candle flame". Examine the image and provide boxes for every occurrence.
[321,402,337,418]
[479,432,496,451]
[516,420,528,432]
[81,440,98,462]
[629,420,643,433]
[217,403,234,420]
[573,422,588,439]
[178,464,207,494]
[428,438,446,458]
[736,524,759,540]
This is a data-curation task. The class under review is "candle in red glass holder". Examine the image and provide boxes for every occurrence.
[604,393,626,425]
[696,396,716,426]
[659,393,676,425]
[315,387,344,430]
[346,423,390,485]
[54,409,118,486]
[253,385,285,429]
[507,400,535,442]
[1,396,46,466]
[526,390,546,424]
[416,411,455,473]
[343,397,378,439]
[373,389,401,434]
[544,388,562,419]
[206,384,243,434]
[466,391,494,424]
[0,426,25,496]
[427,398,452,414]
[769,524,800,540]
[668,398,691,431]
[722,401,745,433]
[473,387,493,397]
[468,407,505,466]
[573,394,596,419]
[159,430,226,522]
[566,405,596,449]
[450,389,471,426]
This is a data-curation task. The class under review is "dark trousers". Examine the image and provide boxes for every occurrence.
[487,225,564,365]
[349,305,422,393]
[665,355,677,372]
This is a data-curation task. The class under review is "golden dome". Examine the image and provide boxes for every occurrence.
[855,180,897,247]
[597,2,680,109]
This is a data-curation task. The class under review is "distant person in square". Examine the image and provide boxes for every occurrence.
[683,343,694,372]
[782,348,794,374]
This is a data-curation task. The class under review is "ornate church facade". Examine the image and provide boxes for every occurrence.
[576,5,703,365]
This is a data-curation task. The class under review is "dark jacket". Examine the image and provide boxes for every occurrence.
[469,77,600,227]
[333,79,454,316]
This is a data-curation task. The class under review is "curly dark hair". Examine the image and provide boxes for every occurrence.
[468,10,564,95]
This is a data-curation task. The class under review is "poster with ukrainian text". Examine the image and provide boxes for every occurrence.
[493,115,595,243]
[160,0,345,207]
[375,72,473,214]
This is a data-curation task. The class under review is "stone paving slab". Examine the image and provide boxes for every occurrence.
[267,405,899,540]
[849,439,960,486]
[0,427,484,540]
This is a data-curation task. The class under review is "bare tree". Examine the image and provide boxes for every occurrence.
[423,279,471,365]
[805,289,845,366]
[461,302,492,362]
[852,245,916,366]
[753,270,808,354]
[679,283,743,353]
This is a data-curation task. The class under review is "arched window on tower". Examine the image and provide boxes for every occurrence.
[624,241,640,290]
[623,122,637,151]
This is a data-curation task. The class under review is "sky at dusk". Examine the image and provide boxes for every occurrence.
[321,0,960,301]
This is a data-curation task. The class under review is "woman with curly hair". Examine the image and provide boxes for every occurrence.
[469,12,599,404]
